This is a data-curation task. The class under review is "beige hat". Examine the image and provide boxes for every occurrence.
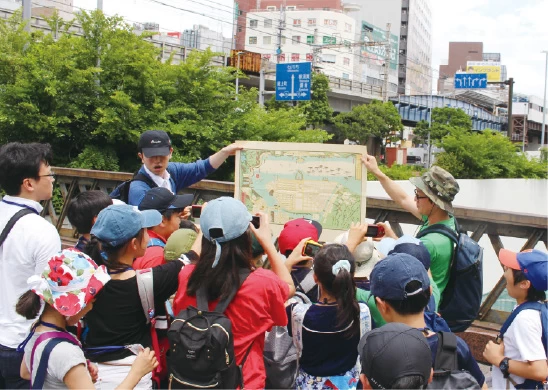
[333,231,381,279]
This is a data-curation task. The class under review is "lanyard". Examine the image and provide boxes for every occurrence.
[2,199,39,215]
[17,320,71,352]
[108,267,134,275]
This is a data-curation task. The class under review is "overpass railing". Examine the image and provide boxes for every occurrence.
[44,167,548,362]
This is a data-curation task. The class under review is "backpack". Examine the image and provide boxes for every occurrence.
[167,269,252,389]
[109,172,158,203]
[416,218,483,332]
[264,292,311,389]
[0,208,34,247]
[427,332,480,389]
[498,301,548,390]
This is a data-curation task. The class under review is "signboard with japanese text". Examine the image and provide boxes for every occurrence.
[275,62,312,101]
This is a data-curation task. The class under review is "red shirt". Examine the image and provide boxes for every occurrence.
[133,230,166,270]
[173,265,289,390]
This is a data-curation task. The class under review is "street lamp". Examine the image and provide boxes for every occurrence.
[541,50,548,148]
[235,51,244,100]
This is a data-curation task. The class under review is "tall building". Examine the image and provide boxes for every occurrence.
[183,25,231,55]
[344,0,432,95]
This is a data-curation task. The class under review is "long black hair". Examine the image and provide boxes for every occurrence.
[83,229,145,272]
[313,244,360,339]
[187,229,253,302]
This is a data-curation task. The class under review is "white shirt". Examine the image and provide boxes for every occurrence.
[143,165,172,193]
[491,307,546,389]
[0,196,61,348]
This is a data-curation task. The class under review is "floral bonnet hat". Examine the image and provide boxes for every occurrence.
[27,248,111,317]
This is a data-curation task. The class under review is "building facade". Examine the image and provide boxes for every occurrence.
[512,94,547,151]
[244,8,356,79]
[183,25,231,55]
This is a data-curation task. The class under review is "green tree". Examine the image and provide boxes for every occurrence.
[332,100,403,152]
[435,130,547,179]
[414,107,472,145]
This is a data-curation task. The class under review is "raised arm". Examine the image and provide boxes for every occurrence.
[208,143,244,169]
[361,154,422,220]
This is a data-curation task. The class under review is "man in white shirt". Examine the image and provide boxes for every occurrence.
[0,142,61,388]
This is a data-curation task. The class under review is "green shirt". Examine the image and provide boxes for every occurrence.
[418,216,456,296]
[356,277,440,329]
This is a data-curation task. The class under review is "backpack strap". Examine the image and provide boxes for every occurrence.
[147,238,166,248]
[0,209,34,247]
[133,172,158,190]
[290,303,312,354]
[434,331,459,372]
[499,301,548,355]
[30,332,79,389]
[136,269,155,325]
[299,270,316,294]
[416,223,459,244]
[358,303,371,338]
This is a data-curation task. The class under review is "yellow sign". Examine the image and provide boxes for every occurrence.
[466,65,501,82]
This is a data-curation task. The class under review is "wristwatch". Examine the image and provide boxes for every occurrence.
[499,357,511,378]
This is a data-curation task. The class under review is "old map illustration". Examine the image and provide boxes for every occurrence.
[235,141,368,232]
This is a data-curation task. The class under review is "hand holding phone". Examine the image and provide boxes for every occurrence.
[365,224,385,238]
[251,215,260,229]
[191,205,202,218]
[302,240,323,258]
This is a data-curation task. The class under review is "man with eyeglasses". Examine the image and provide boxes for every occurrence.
[361,154,460,297]
[0,142,61,388]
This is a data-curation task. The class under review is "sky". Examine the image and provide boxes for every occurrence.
[72,0,548,98]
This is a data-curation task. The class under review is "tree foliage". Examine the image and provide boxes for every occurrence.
[0,10,330,177]
[331,100,403,145]
[414,107,472,145]
[435,130,547,179]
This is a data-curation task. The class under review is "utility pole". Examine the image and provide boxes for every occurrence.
[97,0,103,11]
[382,23,391,102]
[541,51,548,148]
[276,6,285,63]
[235,51,244,100]
[505,78,515,148]
[22,0,31,32]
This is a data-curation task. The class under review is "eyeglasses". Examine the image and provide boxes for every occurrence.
[39,173,56,180]
[414,189,429,200]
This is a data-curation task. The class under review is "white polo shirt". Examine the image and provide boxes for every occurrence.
[0,196,61,348]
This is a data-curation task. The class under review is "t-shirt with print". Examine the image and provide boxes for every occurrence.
[173,265,289,390]
[286,304,361,377]
[24,331,88,389]
[418,216,455,296]
[491,307,546,389]
[85,259,186,362]
[426,333,485,386]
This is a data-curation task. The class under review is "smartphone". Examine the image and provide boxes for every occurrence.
[302,240,323,258]
[365,224,385,238]
[191,205,202,218]
[251,215,260,229]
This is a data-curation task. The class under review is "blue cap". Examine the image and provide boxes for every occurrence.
[200,197,252,268]
[500,249,548,291]
[91,204,162,247]
[370,253,430,300]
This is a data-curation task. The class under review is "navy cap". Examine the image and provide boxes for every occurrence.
[359,323,432,389]
[389,242,431,271]
[370,253,430,300]
[138,130,172,158]
[91,205,162,247]
[139,187,193,213]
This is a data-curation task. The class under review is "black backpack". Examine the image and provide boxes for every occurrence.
[427,332,480,389]
[109,172,157,203]
[416,218,483,332]
[167,269,252,389]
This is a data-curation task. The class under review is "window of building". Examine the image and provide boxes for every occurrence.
[293,19,301,26]
[322,53,336,63]
[291,53,300,61]
[306,35,315,44]
[343,57,350,66]
[292,36,301,44]
[323,7,330,10]
[266,6,276,11]
[277,54,286,62]
[286,6,296,10]
[306,53,314,61]
[264,19,272,28]
[344,22,352,32]
[263,36,271,44]
[250,19,258,27]
[281,36,286,44]
[249,36,257,44]
[237,26,243,32]
[342,73,350,79]
[308,18,316,26]
[324,19,337,28]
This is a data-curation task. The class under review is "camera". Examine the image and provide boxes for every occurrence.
[191,205,202,218]
[365,224,385,238]
[302,240,323,258]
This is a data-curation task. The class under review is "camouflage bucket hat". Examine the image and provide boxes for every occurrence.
[409,166,460,213]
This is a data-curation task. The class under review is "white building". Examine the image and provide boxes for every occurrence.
[244,9,356,80]
[183,24,232,55]
[512,94,547,151]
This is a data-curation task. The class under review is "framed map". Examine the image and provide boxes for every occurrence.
[235,141,368,238]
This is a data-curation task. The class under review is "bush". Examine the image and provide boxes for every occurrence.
[68,146,120,171]
[367,164,425,181]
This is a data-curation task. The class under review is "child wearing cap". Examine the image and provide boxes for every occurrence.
[15,249,158,389]
[483,249,548,389]
[285,243,371,389]
[82,204,201,389]
[358,323,433,389]
[172,197,295,389]
[128,130,242,206]
[369,253,486,388]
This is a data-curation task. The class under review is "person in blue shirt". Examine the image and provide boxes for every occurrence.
[369,253,487,389]
[128,130,242,206]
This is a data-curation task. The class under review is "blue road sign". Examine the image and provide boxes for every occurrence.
[454,73,488,89]
[275,62,311,101]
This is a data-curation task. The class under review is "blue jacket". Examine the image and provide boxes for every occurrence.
[128,159,215,206]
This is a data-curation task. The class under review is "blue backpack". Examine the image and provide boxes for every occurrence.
[109,172,157,203]
[498,301,548,390]
[416,218,483,333]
